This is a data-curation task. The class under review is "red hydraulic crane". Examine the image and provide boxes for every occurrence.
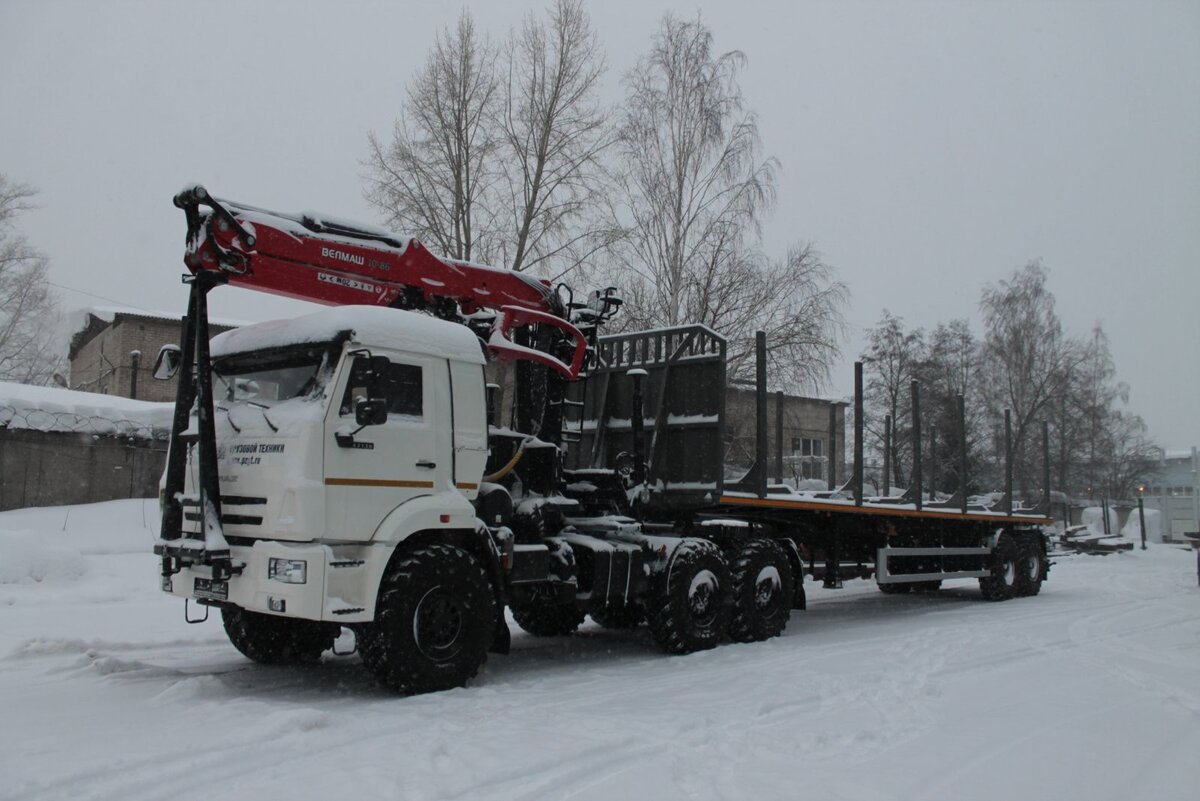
[173,185,602,378]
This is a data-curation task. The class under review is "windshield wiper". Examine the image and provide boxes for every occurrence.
[233,399,280,433]
[215,405,242,433]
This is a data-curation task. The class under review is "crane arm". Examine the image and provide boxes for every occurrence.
[173,185,589,378]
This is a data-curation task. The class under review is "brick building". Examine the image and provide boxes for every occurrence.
[68,309,238,402]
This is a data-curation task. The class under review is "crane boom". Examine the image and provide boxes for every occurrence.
[173,185,591,378]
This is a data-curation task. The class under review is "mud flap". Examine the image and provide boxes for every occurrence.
[489,608,511,655]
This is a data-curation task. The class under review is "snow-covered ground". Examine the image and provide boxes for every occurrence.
[1,500,1197,801]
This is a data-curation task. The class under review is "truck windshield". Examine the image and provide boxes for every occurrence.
[212,343,333,406]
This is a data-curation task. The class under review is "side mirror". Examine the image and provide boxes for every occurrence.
[366,355,392,395]
[355,399,388,427]
[153,345,182,380]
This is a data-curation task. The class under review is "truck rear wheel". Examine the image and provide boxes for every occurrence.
[1014,537,1046,597]
[728,539,792,643]
[648,544,731,654]
[221,607,338,665]
[359,544,495,694]
[979,534,1019,601]
[510,586,586,636]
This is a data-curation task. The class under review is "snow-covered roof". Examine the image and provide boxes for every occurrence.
[70,305,249,331]
[0,381,172,439]
[210,305,486,364]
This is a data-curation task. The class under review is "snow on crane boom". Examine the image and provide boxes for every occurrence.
[172,184,593,379]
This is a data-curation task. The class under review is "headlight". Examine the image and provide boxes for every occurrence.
[268,558,307,584]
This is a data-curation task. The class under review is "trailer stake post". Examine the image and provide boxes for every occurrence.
[775,390,784,485]
[911,381,922,511]
[756,331,768,499]
[854,362,864,505]
[1042,420,1051,512]
[1004,409,1013,516]
[958,394,968,515]
[828,403,838,492]
[629,368,647,488]
[883,414,892,496]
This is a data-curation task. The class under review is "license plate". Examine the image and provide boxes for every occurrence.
[194,578,228,600]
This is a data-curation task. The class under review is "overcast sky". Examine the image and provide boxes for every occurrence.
[2,0,1197,447]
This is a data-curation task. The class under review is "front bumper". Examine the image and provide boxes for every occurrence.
[160,539,389,624]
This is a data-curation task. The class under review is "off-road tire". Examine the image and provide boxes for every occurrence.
[1014,536,1046,597]
[510,586,586,636]
[221,607,338,665]
[648,544,731,654]
[358,544,495,694]
[979,534,1019,601]
[589,602,645,630]
[728,539,793,643]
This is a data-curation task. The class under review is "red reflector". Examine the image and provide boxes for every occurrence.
[439,514,450,523]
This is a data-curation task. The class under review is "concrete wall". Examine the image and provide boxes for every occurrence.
[0,428,166,511]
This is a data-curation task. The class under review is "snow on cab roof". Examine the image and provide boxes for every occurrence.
[210,305,486,364]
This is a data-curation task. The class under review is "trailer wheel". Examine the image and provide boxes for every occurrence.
[979,534,1019,601]
[221,607,338,665]
[359,544,495,694]
[1014,537,1046,597]
[510,586,586,636]
[589,602,645,629]
[648,544,731,654]
[729,539,793,642]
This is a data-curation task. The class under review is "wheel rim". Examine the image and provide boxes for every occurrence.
[413,586,465,661]
[754,565,782,610]
[1024,550,1042,581]
[687,569,720,626]
[1003,558,1016,586]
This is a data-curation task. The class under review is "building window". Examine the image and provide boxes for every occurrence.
[790,437,826,480]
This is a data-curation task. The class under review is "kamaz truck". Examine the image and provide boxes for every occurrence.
[155,186,1051,694]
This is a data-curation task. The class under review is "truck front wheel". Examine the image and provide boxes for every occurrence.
[221,607,338,665]
[359,544,495,694]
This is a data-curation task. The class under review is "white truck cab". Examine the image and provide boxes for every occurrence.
[162,306,490,625]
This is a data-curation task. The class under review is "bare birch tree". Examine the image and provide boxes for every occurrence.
[364,10,499,262]
[495,0,613,278]
[610,14,844,390]
[364,2,613,281]
[979,261,1082,496]
[861,311,925,488]
[0,175,63,385]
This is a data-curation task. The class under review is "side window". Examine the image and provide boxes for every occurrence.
[339,357,423,418]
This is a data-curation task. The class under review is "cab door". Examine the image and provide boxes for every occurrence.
[323,350,453,540]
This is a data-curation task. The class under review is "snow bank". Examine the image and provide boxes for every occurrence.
[1081,505,1120,535]
[0,381,172,439]
[0,529,86,584]
[1122,507,1162,541]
